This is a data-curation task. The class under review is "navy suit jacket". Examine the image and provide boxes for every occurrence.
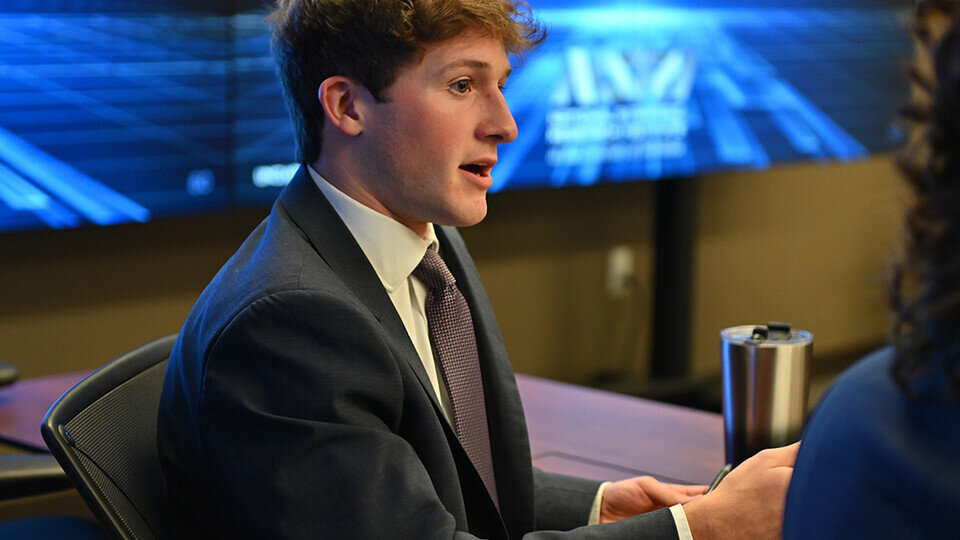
[158,167,676,538]
[783,347,960,539]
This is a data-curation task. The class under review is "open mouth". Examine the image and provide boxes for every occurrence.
[459,163,491,176]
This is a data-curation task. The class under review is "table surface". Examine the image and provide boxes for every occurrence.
[0,370,87,452]
[0,371,724,485]
[518,376,724,485]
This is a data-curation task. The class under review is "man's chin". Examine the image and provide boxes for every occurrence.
[437,203,487,228]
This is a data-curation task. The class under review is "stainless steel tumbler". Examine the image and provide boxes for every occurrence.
[721,323,812,467]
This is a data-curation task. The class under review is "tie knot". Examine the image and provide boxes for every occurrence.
[413,248,455,291]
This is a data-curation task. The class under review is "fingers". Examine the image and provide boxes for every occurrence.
[744,441,799,470]
[771,464,796,488]
[642,478,705,506]
[668,483,708,496]
[649,478,708,497]
[646,484,688,506]
[759,441,800,467]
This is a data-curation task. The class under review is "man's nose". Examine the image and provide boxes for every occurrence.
[477,91,518,144]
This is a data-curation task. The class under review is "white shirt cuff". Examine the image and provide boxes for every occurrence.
[670,503,694,540]
[588,481,611,525]
[589,482,692,540]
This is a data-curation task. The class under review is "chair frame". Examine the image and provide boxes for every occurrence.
[41,334,176,539]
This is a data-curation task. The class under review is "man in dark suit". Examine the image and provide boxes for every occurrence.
[158,0,797,538]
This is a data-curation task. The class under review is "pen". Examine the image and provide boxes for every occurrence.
[706,463,732,493]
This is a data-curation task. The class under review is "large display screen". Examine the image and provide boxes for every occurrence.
[497,0,912,189]
[0,0,911,233]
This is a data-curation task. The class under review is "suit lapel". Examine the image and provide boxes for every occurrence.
[278,171,526,536]
[437,226,535,537]
[276,167,445,416]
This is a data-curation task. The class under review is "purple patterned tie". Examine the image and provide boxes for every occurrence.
[414,248,498,508]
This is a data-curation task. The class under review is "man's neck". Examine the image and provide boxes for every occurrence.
[311,158,429,238]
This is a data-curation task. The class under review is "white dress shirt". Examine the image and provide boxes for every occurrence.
[308,165,455,426]
[307,165,691,537]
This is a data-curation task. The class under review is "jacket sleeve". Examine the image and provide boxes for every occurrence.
[166,289,678,539]
[533,468,600,530]
[170,290,477,538]
[532,469,679,540]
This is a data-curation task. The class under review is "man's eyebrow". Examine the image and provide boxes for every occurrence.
[437,59,512,78]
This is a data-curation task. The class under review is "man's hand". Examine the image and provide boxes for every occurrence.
[599,476,707,523]
[683,442,800,540]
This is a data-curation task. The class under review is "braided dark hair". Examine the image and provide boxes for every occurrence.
[890,0,960,398]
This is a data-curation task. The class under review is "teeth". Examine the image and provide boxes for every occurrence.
[460,162,492,175]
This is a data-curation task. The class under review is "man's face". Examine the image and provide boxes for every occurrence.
[355,32,518,235]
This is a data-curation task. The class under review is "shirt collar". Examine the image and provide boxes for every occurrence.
[307,165,437,292]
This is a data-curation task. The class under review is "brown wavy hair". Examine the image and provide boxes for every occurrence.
[267,0,545,164]
[890,0,960,398]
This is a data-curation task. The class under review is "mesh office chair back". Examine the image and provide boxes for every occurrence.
[42,334,177,540]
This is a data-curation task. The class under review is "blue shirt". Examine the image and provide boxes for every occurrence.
[784,347,960,539]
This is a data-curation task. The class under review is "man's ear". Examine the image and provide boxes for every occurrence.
[318,76,368,136]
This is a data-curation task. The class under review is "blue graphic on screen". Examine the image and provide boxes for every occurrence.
[0,5,231,232]
[0,1,911,233]
[496,2,909,188]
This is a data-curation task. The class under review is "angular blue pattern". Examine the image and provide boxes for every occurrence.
[0,1,910,233]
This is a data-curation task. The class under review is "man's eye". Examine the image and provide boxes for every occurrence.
[452,79,471,93]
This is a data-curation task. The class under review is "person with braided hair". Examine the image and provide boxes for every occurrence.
[783,1,960,537]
